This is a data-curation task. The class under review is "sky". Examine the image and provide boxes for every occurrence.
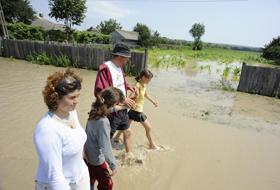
[29,0,280,48]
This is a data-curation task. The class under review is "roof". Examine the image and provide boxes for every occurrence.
[113,29,139,40]
[32,17,64,31]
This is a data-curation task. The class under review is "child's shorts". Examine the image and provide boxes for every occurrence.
[128,110,147,122]
[108,109,129,138]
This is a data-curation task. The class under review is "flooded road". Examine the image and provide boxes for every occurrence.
[0,57,280,190]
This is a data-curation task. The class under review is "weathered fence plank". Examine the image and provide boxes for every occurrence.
[0,39,146,74]
[237,63,280,98]
[0,37,2,56]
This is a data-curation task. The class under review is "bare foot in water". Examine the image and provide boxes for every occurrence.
[149,144,161,150]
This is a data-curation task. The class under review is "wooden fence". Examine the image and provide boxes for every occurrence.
[0,37,2,57]
[237,63,280,98]
[0,39,146,75]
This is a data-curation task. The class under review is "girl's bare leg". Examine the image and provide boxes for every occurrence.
[114,131,123,143]
[140,119,158,149]
[124,120,133,153]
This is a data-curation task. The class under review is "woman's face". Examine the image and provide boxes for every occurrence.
[57,90,80,113]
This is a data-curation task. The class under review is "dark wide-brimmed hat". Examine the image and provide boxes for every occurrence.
[112,43,131,58]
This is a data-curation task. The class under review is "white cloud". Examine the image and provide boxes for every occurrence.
[86,1,132,19]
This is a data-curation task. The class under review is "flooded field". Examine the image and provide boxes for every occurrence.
[0,57,280,190]
[151,62,280,136]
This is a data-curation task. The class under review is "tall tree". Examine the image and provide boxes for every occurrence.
[150,30,161,46]
[189,23,205,50]
[0,0,36,24]
[49,0,86,40]
[133,23,151,47]
[262,36,280,65]
[96,19,122,35]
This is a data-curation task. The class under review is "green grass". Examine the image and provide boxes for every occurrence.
[148,46,271,68]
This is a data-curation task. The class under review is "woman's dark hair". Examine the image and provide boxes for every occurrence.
[135,69,153,82]
[42,69,82,111]
[88,87,125,120]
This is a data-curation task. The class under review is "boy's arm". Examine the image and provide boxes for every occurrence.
[145,92,158,107]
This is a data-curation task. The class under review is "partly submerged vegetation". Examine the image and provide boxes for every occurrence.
[147,47,272,92]
[148,47,271,68]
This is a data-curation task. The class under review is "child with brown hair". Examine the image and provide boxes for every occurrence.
[115,69,160,150]
[84,87,125,190]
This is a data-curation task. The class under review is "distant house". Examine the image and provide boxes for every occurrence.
[32,16,64,31]
[110,29,139,47]
[87,27,99,33]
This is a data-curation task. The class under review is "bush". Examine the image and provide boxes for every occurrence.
[5,22,45,40]
[262,36,280,65]
[27,53,72,67]
[73,31,109,44]
[46,30,68,42]
[192,39,203,50]
[2,22,110,44]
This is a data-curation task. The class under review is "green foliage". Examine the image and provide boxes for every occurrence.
[27,53,50,65]
[189,23,205,40]
[48,0,86,40]
[262,36,280,65]
[2,23,110,44]
[219,79,235,91]
[189,23,205,51]
[133,23,152,47]
[232,66,241,81]
[96,19,122,35]
[27,53,72,67]
[222,65,231,78]
[6,22,45,40]
[0,0,36,24]
[46,30,67,42]
[192,39,203,50]
[74,31,109,44]
[150,30,161,46]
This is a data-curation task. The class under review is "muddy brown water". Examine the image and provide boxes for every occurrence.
[0,57,280,190]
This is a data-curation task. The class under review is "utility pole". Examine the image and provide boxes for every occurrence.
[0,2,9,39]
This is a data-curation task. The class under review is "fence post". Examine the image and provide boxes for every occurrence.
[0,37,2,56]
[144,48,148,69]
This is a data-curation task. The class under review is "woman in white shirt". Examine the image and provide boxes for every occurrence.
[33,69,90,190]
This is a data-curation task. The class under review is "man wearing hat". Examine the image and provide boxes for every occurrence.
[94,43,138,155]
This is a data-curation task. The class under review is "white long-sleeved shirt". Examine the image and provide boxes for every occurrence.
[34,110,88,190]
